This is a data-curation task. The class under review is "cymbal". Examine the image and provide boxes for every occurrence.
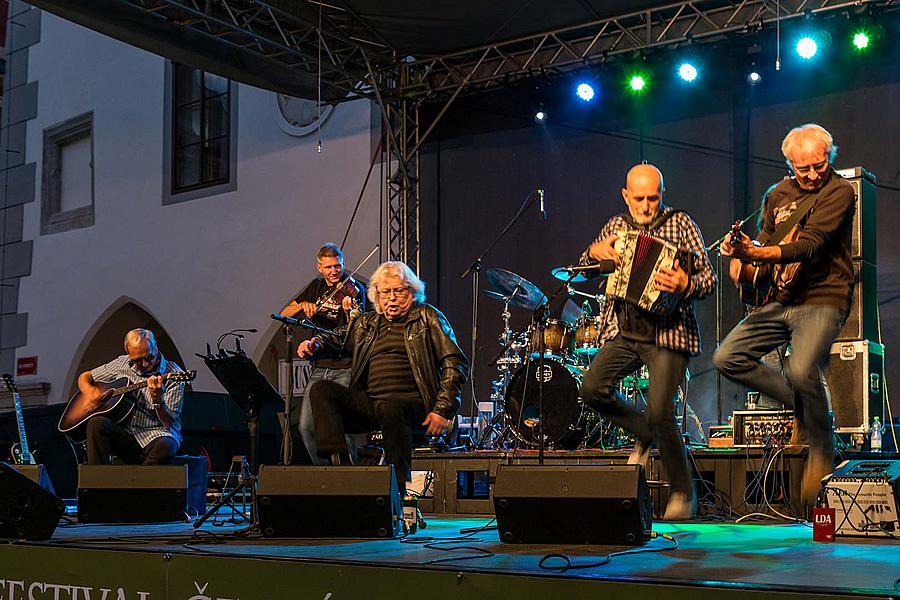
[551,266,605,283]
[484,268,547,311]
[481,288,544,311]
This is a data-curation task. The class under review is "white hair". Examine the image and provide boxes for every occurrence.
[782,123,838,163]
[124,328,157,352]
[367,261,426,313]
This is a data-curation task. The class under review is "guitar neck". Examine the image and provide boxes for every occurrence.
[13,390,33,463]
[113,371,175,397]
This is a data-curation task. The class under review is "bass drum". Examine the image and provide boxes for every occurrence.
[504,358,585,448]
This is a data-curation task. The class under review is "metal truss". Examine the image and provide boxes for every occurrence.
[399,0,896,98]
[382,69,421,273]
[119,0,396,99]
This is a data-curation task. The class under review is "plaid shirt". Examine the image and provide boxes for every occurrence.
[579,207,716,356]
[90,354,185,448]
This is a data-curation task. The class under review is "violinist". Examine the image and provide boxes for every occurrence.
[280,243,367,464]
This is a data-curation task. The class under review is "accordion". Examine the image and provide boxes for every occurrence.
[607,230,692,315]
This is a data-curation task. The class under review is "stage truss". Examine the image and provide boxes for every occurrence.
[91,0,897,269]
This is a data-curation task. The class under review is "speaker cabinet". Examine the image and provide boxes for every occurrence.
[836,167,876,263]
[0,462,65,540]
[493,464,652,545]
[826,340,884,434]
[256,465,402,538]
[836,259,877,342]
[77,465,187,523]
[13,464,57,496]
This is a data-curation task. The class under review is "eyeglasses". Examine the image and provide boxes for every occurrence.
[791,159,829,175]
[128,353,156,368]
[378,287,410,299]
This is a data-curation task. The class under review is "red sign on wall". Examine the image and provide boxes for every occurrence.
[16,356,38,376]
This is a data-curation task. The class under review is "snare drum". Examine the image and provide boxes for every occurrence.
[504,358,585,448]
[529,318,574,357]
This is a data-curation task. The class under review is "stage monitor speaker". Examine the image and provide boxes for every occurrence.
[826,340,883,434]
[13,463,57,496]
[256,465,402,538]
[77,465,187,523]
[836,259,877,342]
[493,464,652,545]
[0,462,66,541]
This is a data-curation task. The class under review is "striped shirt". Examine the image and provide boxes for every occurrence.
[366,315,420,401]
[90,354,185,448]
[579,207,717,356]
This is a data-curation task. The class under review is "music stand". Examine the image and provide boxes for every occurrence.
[193,352,282,529]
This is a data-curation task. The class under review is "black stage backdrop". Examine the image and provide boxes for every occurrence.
[417,27,900,432]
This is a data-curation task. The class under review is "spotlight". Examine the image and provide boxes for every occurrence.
[629,75,646,93]
[852,31,870,51]
[746,70,762,85]
[796,36,818,59]
[575,82,596,102]
[534,110,547,124]
[678,63,698,82]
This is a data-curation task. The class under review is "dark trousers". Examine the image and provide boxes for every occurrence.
[85,416,178,465]
[713,301,844,464]
[580,335,691,495]
[309,380,426,491]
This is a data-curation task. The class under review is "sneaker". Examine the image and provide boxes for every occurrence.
[663,491,695,521]
[627,440,651,473]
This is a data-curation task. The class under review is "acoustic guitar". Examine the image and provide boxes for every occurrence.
[730,220,803,307]
[3,373,35,464]
[58,369,196,444]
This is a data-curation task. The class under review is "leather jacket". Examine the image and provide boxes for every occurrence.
[317,303,469,419]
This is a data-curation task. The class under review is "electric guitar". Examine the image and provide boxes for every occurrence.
[58,369,196,444]
[730,220,803,307]
[3,373,35,464]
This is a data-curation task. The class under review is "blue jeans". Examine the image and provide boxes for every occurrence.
[713,302,844,459]
[580,335,691,495]
[299,366,351,465]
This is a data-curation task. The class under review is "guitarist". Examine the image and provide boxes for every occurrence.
[79,329,185,465]
[715,124,855,511]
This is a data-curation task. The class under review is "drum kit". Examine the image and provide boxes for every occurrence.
[477,265,704,450]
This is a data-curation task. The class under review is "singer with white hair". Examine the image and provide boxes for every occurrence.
[298,261,468,493]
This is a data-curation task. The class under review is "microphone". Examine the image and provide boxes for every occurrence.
[271,313,300,326]
[538,188,547,220]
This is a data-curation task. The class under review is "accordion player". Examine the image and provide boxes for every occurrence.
[607,230,696,316]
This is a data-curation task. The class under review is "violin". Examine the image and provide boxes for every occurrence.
[316,276,361,314]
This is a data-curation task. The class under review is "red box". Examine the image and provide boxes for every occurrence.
[813,507,836,542]
[16,356,37,376]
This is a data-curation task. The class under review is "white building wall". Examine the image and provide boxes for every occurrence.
[14,12,381,401]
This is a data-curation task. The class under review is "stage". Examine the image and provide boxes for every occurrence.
[2,515,899,599]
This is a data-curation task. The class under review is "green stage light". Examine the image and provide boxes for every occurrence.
[853,31,870,51]
[629,75,646,92]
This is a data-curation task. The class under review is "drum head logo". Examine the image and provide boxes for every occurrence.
[535,364,554,383]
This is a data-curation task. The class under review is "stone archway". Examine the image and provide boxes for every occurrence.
[63,297,187,399]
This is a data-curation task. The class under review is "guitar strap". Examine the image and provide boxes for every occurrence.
[764,193,816,247]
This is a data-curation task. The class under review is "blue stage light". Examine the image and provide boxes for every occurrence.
[747,71,762,85]
[796,36,818,59]
[678,63,698,82]
[575,82,596,102]
[534,110,547,124]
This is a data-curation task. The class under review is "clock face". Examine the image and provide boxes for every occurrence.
[274,93,334,136]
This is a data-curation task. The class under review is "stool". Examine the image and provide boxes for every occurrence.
[172,455,209,517]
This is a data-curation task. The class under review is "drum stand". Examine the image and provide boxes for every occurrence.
[477,299,523,449]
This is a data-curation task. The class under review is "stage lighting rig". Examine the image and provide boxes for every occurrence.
[575,82,596,102]
[678,63,698,82]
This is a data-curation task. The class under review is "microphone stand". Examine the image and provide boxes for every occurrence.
[530,270,579,465]
[459,190,542,445]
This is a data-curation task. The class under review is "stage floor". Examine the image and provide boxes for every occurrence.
[3,515,900,599]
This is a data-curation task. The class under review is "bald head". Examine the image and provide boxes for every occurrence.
[622,163,665,225]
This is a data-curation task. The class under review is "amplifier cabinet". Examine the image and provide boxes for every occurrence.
[824,459,900,537]
[826,340,884,434]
